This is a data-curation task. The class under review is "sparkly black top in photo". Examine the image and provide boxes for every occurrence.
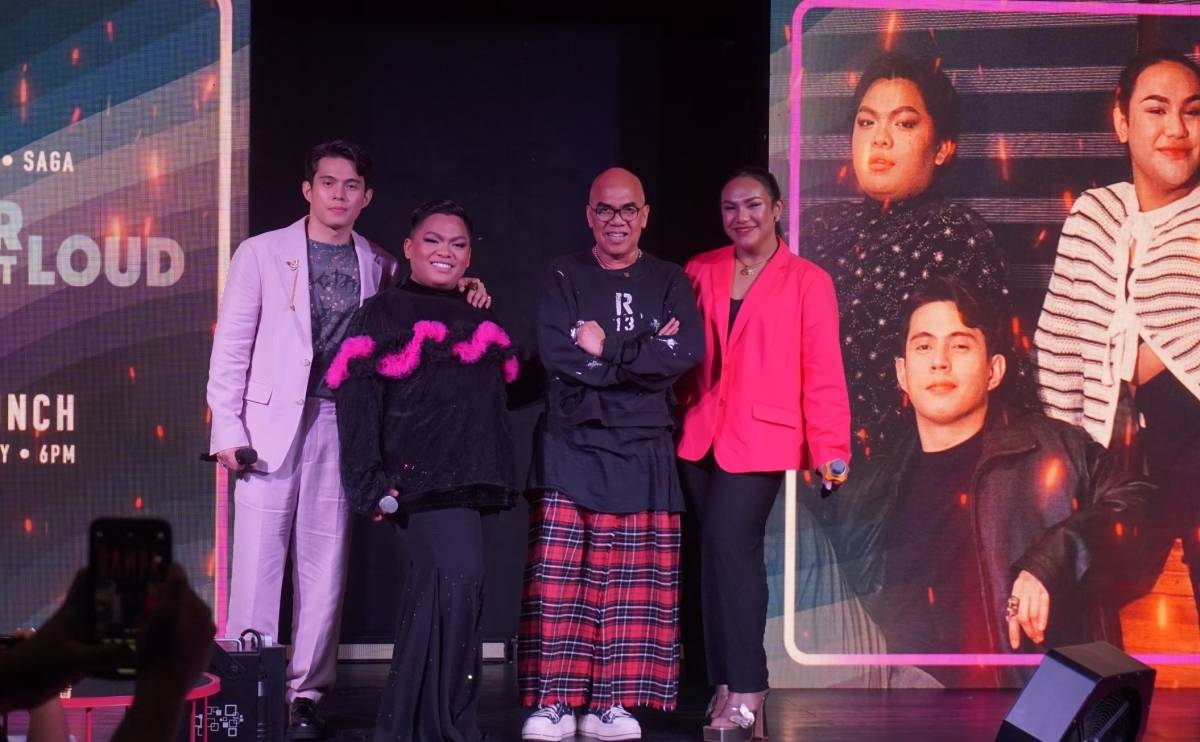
[801,193,1033,459]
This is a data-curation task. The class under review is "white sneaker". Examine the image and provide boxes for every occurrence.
[579,705,641,741]
[522,702,576,741]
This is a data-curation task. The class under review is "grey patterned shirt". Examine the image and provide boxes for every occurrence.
[307,237,361,398]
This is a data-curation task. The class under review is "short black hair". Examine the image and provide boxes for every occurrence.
[723,166,783,236]
[852,53,960,146]
[897,276,1007,358]
[409,199,473,240]
[304,140,373,189]
[1115,48,1200,115]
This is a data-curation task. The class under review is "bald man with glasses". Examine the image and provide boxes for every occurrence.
[517,168,703,742]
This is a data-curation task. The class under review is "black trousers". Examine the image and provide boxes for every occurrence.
[374,507,485,742]
[1136,372,1200,618]
[679,454,783,693]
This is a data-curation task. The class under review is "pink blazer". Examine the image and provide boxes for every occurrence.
[206,218,398,472]
[675,242,850,473]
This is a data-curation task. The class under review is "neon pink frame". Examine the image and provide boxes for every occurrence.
[213,0,235,637]
[783,0,1200,667]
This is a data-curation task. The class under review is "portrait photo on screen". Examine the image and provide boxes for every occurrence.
[765,0,1200,689]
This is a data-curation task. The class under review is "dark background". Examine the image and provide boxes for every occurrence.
[250,0,770,648]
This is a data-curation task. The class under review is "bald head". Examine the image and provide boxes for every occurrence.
[586,167,650,263]
[589,167,645,204]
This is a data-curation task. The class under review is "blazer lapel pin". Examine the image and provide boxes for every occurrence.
[287,259,300,309]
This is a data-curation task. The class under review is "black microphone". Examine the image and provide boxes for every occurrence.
[820,458,848,497]
[199,447,259,467]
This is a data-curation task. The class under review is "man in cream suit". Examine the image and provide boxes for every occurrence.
[207,140,395,738]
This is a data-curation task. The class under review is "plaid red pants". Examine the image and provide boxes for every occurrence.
[518,491,681,711]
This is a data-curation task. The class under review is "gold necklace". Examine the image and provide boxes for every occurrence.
[593,246,641,271]
[735,243,778,276]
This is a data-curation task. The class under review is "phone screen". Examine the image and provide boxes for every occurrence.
[89,518,172,675]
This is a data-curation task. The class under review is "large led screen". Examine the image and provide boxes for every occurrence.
[766,0,1200,688]
[0,0,249,631]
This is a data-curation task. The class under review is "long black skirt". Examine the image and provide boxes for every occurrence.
[374,507,486,742]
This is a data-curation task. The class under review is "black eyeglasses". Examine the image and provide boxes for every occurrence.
[590,203,643,223]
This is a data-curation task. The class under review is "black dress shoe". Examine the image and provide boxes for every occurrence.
[288,698,327,740]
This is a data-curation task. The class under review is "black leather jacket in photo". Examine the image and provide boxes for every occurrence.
[820,404,1169,684]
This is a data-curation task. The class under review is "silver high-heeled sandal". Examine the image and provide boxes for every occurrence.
[702,691,768,741]
[705,684,729,723]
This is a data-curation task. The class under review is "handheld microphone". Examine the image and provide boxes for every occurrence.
[199,447,259,467]
[820,458,848,497]
[378,493,399,515]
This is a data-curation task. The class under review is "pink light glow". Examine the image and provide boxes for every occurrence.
[147,151,163,181]
[996,135,1010,181]
[1041,457,1063,492]
[881,11,898,51]
[215,466,230,635]
[17,76,28,123]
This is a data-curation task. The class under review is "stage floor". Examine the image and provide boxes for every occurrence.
[12,661,1194,740]
[324,662,1200,741]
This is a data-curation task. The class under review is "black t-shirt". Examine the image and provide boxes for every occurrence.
[874,430,994,686]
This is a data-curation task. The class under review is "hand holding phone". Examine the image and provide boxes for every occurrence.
[133,564,215,698]
[0,571,123,712]
[88,518,172,677]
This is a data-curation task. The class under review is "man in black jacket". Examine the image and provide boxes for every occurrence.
[822,276,1167,687]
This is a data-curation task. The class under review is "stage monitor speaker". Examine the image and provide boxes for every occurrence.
[177,637,287,741]
[996,641,1155,742]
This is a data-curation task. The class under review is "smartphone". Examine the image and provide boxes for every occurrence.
[88,517,172,676]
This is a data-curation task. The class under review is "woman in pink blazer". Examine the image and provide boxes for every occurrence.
[676,167,850,740]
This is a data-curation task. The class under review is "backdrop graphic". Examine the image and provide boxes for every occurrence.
[765,0,1200,688]
[0,0,249,629]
